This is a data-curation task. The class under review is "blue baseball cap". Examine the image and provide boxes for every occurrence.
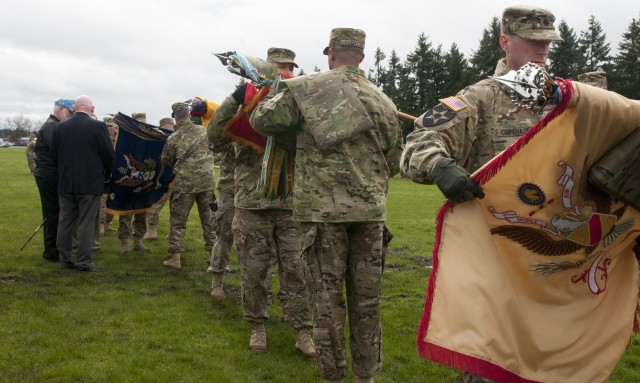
[54,99,75,112]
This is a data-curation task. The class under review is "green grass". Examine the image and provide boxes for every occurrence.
[1,148,639,382]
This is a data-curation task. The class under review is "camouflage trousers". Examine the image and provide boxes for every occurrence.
[232,208,312,330]
[208,189,235,273]
[99,197,112,224]
[147,190,172,227]
[301,221,384,381]
[168,190,215,254]
[118,212,147,239]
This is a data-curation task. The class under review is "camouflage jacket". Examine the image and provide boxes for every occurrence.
[213,145,235,209]
[162,119,214,193]
[250,65,403,223]
[401,58,548,183]
[26,141,36,174]
[208,95,290,210]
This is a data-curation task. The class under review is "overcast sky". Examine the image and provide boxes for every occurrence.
[0,0,636,127]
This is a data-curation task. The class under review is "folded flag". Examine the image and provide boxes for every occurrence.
[106,113,175,215]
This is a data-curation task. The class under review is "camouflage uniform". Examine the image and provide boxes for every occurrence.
[26,134,36,174]
[162,106,216,257]
[208,94,313,331]
[251,28,403,381]
[401,7,563,383]
[208,146,235,274]
[578,70,608,89]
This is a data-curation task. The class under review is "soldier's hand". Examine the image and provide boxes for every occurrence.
[231,83,247,104]
[431,157,485,204]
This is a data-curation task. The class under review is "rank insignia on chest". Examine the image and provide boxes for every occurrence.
[439,96,467,112]
[422,104,456,127]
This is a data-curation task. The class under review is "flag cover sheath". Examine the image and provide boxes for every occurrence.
[106,113,174,215]
[418,82,640,383]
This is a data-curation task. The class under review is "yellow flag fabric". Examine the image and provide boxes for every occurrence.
[418,81,640,383]
[202,99,219,129]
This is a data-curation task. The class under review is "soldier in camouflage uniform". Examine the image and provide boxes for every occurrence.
[578,70,607,89]
[143,117,176,240]
[26,134,36,174]
[206,145,236,300]
[118,112,152,254]
[400,6,563,383]
[161,103,215,269]
[99,115,117,235]
[251,29,403,383]
[208,47,316,358]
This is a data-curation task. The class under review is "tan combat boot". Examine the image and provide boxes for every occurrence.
[210,273,225,301]
[163,253,181,269]
[134,237,152,252]
[249,323,267,352]
[99,223,105,237]
[295,329,317,358]
[142,225,158,240]
[120,239,130,255]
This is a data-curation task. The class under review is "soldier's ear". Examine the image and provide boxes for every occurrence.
[499,34,510,53]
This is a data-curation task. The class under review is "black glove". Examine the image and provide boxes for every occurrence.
[431,157,485,204]
[231,83,247,104]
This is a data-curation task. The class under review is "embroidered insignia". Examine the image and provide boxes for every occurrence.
[517,183,546,206]
[439,96,467,112]
[422,104,455,127]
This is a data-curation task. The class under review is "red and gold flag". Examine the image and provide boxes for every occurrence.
[419,81,640,383]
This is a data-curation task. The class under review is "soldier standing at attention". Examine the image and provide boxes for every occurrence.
[400,6,563,383]
[26,134,36,174]
[161,103,215,269]
[143,117,176,240]
[208,47,316,358]
[99,115,118,235]
[118,112,153,254]
[251,29,403,383]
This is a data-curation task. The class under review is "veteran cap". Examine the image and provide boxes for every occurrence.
[501,5,563,41]
[54,99,75,112]
[578,70,608,89]
[131,112,147,121]
[267,47,298,68]
[323,27,366,55]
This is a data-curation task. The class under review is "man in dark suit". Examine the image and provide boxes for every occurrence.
[52,95,115,272]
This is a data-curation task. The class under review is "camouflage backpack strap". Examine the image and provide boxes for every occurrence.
[285,71,374,149]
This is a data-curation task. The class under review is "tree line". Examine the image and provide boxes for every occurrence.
[366,13,640,136]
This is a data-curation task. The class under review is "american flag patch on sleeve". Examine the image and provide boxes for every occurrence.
[439,96,467,112]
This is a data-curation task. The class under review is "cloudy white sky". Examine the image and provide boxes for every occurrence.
[0,0,636,127]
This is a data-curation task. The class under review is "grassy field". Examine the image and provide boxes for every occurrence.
[1,147,639,383]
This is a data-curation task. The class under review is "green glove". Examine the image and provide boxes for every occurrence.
[431,157,485,203]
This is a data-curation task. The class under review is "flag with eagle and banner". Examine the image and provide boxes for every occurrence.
[106,113,175,215]
[418,80,640,383]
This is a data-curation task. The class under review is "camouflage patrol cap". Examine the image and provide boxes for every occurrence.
[29,134,35,139]
[132,112,147,121]
[501,5,563,41]
[267,47,298,68]
[578,70,608,89]
[171,102,189,113]
[159,117,175,126]
[323,28,366,55]
[103,115,114,124]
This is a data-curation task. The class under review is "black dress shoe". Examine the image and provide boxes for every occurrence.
[76,266,107,272]
[59,261,76,270]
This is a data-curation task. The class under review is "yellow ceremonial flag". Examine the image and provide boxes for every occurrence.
[419,81,640,383]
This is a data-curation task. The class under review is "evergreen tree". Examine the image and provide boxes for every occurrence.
[441,43,471,97]
[427,44,447,106]
[297,68,306,76]
[382,50,402,104]
[368,47,387,86]
[578,15,611,72]
[404,33,435,115]
[610,15,640,99]
[469,17,502,81]
[549,20,583,78]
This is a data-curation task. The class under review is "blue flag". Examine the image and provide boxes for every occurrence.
[106,113,174,214]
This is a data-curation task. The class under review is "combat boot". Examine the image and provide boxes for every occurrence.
[249,323,267,352]
[99,223,105,237]
[163,253,181,269]
[120,239,130,255]
[210,273,225,301]
[104,222,116,232]
[324,380,344,383]
[355,378,374,383]
[134,237,152,252]
[142,225,158,240]
[295,329,317,358]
